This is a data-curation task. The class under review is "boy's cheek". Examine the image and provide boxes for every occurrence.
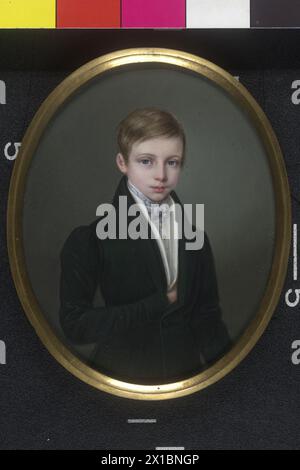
[173,172,182,185]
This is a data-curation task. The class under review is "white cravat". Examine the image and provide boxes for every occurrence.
[127,179,178,290]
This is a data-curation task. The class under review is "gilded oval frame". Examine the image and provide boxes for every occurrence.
[7,48,291,401]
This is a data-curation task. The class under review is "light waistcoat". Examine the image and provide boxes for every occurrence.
[127,179,178,290]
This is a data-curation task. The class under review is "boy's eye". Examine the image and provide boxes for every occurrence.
[168,160,179,167]
[140,159,152,165]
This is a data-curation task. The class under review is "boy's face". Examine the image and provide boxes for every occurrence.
[116,135,183,202]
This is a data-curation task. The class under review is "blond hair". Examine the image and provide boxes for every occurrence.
[117,108,186,164]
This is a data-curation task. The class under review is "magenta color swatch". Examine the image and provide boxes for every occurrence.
[121,0,186,28]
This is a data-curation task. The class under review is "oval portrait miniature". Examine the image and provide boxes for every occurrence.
[7,49,291,400]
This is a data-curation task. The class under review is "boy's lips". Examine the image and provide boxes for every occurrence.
[151,186,167,193]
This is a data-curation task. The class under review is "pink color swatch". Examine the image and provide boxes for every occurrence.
[122,0,186,28]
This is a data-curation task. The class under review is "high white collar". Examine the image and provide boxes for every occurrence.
[127,178,171,211]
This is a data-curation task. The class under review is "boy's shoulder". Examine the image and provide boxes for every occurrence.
[61,219,99,255]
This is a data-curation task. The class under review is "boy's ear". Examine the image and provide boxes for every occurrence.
[116,153,128,174]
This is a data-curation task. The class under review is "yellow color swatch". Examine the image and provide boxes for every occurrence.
[0,0,56,28]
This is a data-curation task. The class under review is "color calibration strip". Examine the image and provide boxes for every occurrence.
[0,0,300,29]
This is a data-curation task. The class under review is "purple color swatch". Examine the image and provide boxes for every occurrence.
[122,0,186,28]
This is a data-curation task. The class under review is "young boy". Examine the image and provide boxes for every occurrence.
[59,108,231,384]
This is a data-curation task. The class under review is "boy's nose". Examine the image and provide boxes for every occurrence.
[154,164,167,182]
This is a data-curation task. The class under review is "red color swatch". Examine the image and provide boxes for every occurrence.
[57,0,120,28]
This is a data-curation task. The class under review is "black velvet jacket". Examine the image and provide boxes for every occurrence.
[59,176,231,384]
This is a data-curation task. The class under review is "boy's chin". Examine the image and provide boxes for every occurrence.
[147,192,170,202]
